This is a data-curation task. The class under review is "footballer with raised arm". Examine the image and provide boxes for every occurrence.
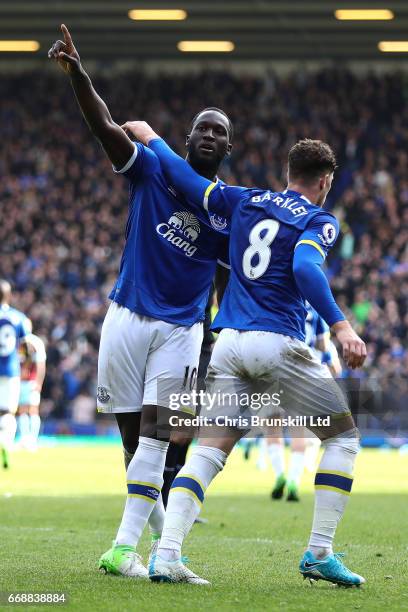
[48,25,232,582]
[123,122,367,587]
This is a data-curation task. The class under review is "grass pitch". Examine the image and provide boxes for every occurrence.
[1,441,407,611]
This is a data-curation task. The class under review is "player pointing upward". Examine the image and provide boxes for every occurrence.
[49,25,232,582]
[122,122,366,587]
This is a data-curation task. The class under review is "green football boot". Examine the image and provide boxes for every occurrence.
[286,481,300,502]
[271,474,286,500]
[1,448,9,469]
[98,542,148,578]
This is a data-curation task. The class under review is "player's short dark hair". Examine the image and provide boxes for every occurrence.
[288,139,336,184]
[190,107,234,141]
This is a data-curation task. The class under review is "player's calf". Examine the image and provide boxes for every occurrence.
[157,444,228,562]
[309,427,360,556]
[300,427,365,586]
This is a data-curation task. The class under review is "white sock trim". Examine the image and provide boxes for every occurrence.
[138,436,169,452]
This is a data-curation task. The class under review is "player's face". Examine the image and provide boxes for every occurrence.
[316,172,334,206]
[186,111,232,169]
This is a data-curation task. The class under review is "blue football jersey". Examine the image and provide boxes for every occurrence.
[0,305,30,377]
[200,187,339,341]
[109,143,230,326]
[305,302,330,349]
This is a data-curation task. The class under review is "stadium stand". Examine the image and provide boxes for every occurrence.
[1,68,406,435]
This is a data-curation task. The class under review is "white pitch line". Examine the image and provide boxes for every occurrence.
[0,526,54,532]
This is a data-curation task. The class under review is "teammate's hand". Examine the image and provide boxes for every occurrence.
[48,24,81,75]
[331,320,367,369]
[121,121,159,145]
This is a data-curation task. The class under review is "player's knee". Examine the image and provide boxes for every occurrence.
[121,431,138,455]
[116,413,141,453]
[123,447,135,470]
[322,427,361,456]
[170,429,193,446]
[123,441,138,455]
[192,445,228,472]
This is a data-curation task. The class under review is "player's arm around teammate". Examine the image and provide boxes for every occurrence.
[132,136,368,586]
[123,122,367,374]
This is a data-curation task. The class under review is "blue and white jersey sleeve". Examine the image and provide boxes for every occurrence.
[149,138,211,208]
[293,213,345,327]
[295,213,339,261]
[149,138,247,218]
[204,183,249,219]
[113,142,160,182]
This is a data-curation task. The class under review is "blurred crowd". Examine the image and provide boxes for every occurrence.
[0,68,406,433]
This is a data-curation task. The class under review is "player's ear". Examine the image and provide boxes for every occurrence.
[226,142,233,155]
[186,134,191,148]
[319,175,326,191]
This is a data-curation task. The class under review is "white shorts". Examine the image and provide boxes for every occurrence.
[19,381,41,407]
[97,302,203,413]
[204,329,349,427]
[0,376,21,414]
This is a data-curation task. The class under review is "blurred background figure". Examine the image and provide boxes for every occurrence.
[17,319,46,451]
[0,280,31,467]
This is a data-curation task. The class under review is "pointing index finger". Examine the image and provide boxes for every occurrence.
[61,24,73,49]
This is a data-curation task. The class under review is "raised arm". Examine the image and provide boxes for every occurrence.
[48,25,134,169]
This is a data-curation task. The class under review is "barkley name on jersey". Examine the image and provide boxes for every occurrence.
[203,185,339,341]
